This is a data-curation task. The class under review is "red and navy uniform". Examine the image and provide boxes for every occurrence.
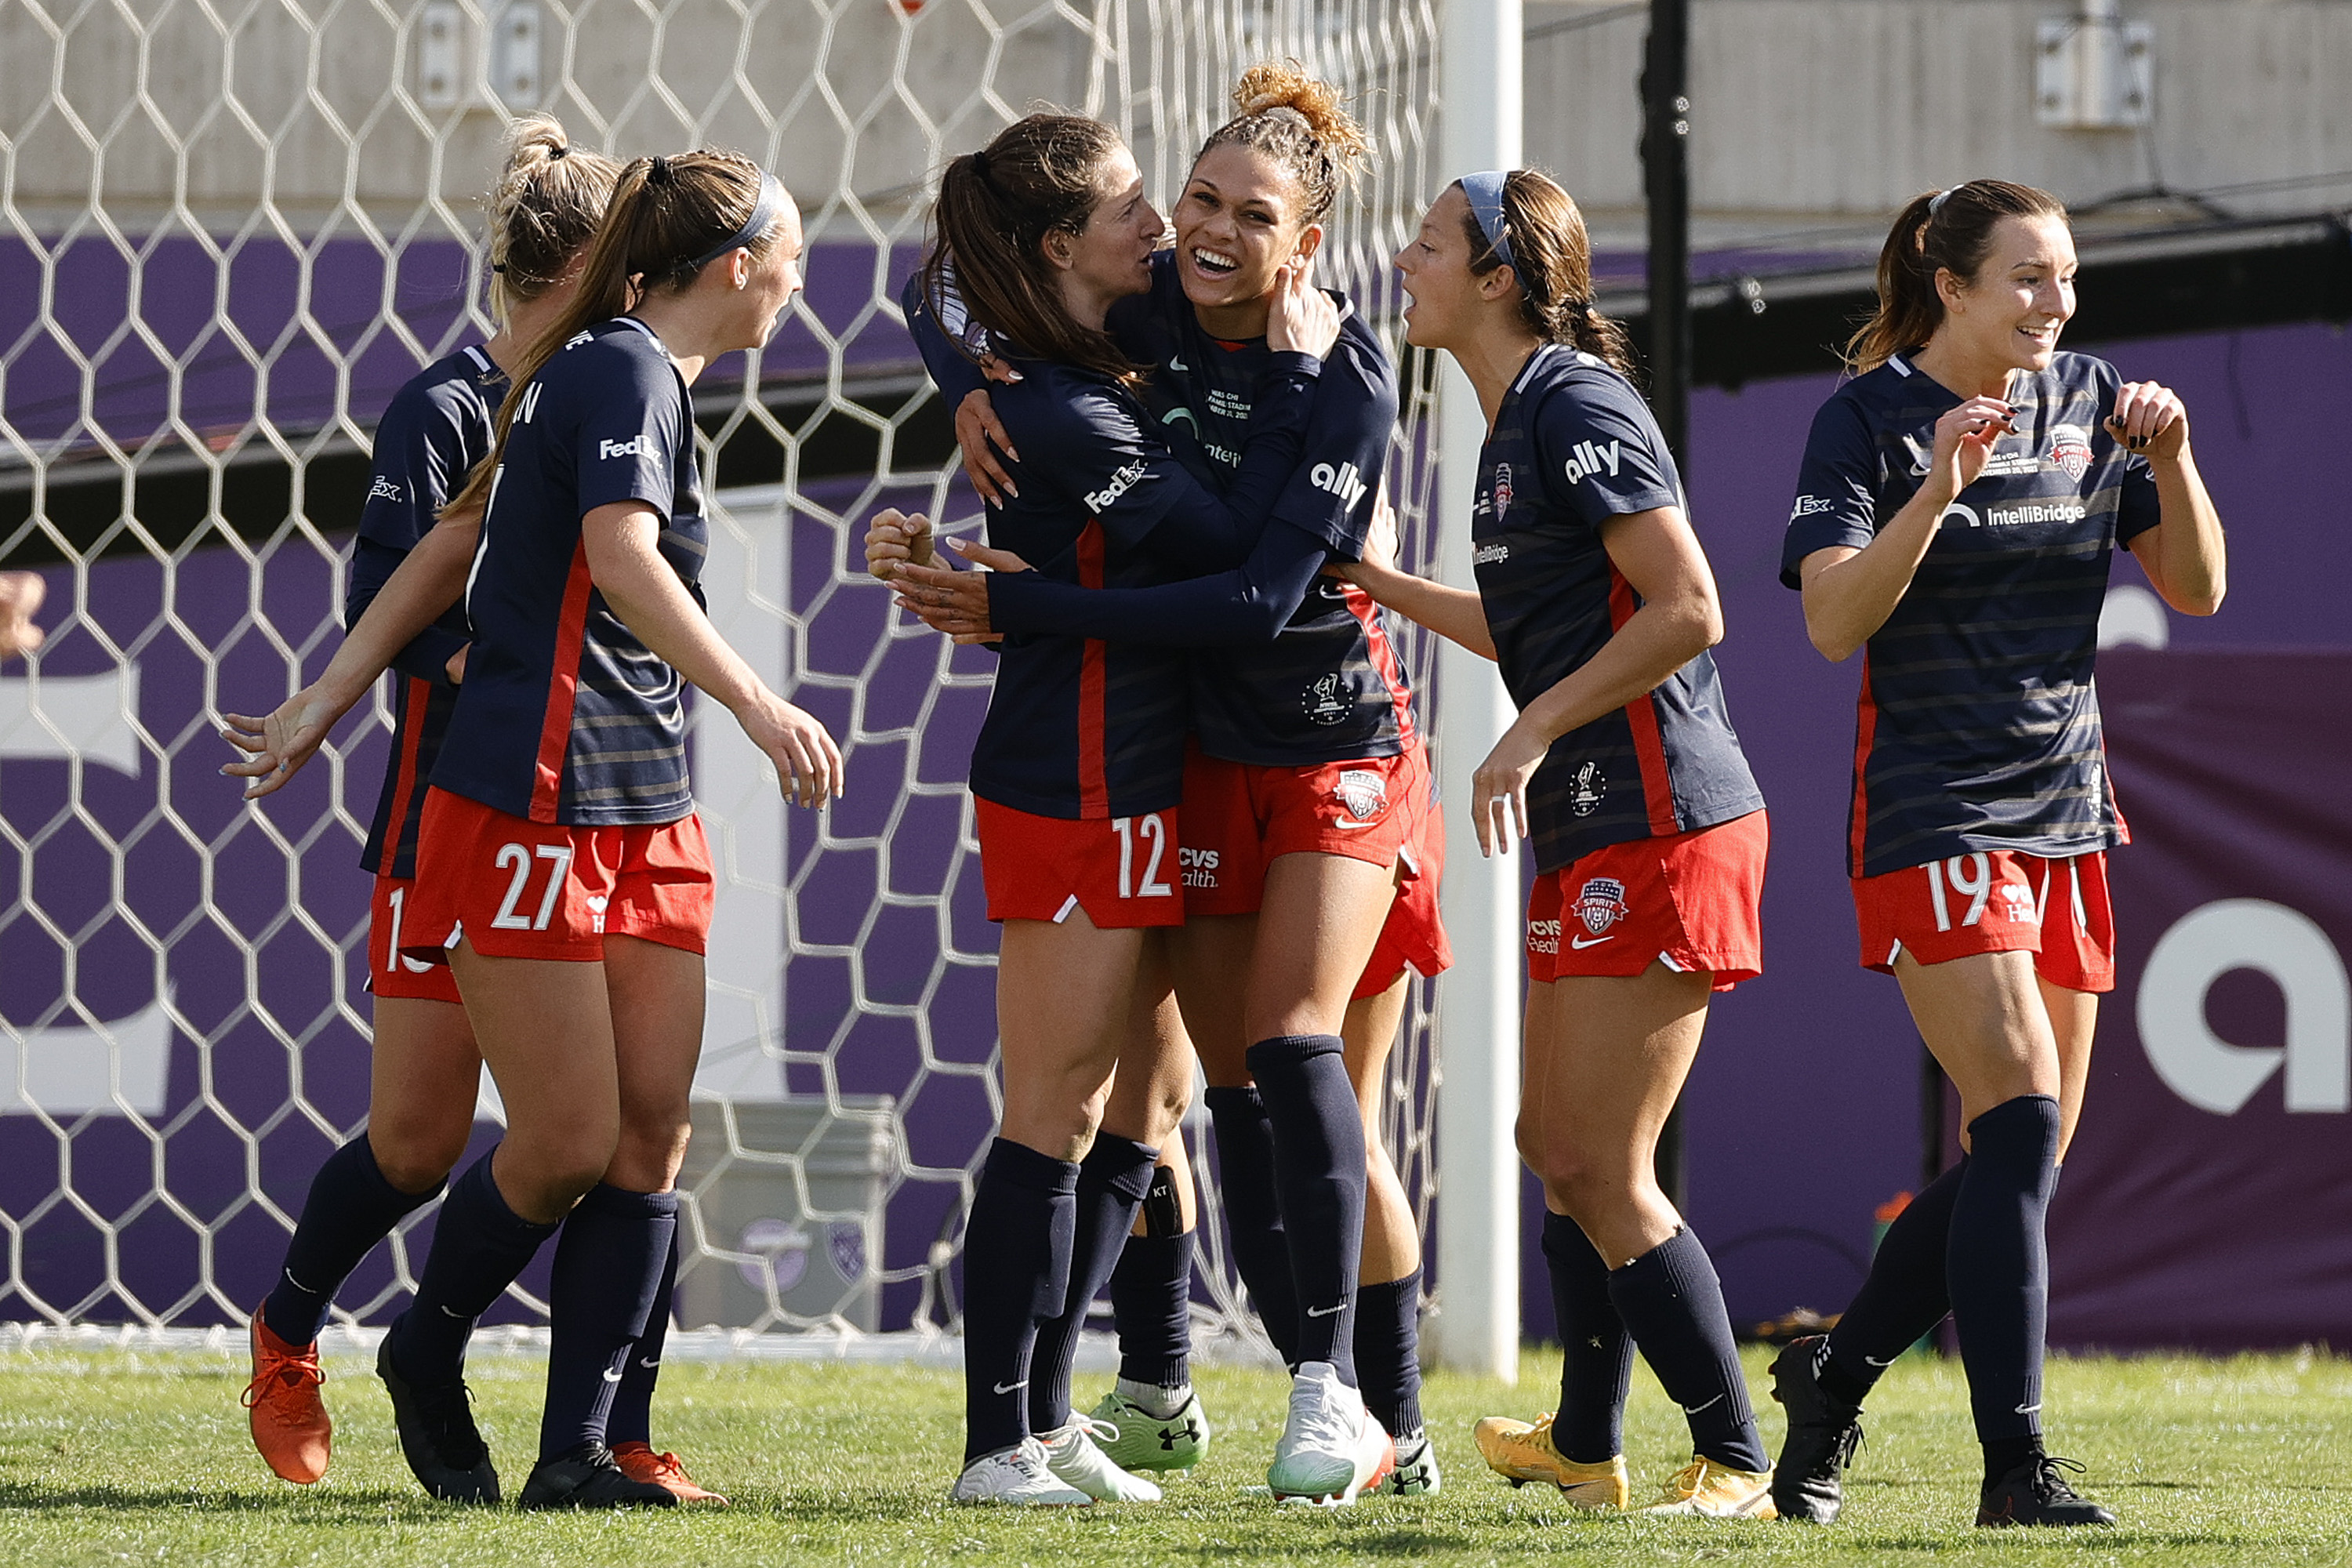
[352,344,501,1001]
[433,317,704,826]
[1474,346,1763,876]
[1781,350,2161,881]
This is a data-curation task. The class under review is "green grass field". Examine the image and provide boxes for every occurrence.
[2,1343,2349,1566]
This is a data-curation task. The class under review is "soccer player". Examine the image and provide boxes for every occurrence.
[878,66,1446,1503]
[1768,180,2223,1530]
[236,116,627,1493]
[1343,170,1776,1517]
[898,112,1344,1505]
[230,148,839,1508]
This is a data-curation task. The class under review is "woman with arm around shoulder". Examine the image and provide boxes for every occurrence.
[1764,180,2222,1530]
[1357,169,1777,1516]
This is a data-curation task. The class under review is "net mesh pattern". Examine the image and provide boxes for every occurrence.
[0,0,1443,1345]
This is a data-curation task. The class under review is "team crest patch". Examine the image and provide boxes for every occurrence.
[1492,463,1514,520]
[828,1221,867,1283]
[1334,769,1389,826]
[2045,424,2093,482]
[1574,877,1631,936]
[1302,673,1351,726]
[1566,760,1606,818]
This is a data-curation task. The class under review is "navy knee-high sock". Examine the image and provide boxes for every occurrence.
[1544,1211,1634,1464]
[538,1184,677,1461]
[1607,1227,1768,1472]
[263,1134,441,1346]
[604,1226,678,1447]
[1204,1086,1299,1366]
[1821,1156,1968,1404]
[1110,1227,1195,1390]
[1353,1269,1424,1437]
[962,1138,1079,1463]
[1946,1094,2060,1472]
[387,1149,561,1384]
[1246,1035,1366,1381]
[1029,1134,1157,1436]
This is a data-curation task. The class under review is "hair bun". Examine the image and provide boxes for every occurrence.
[1228,60,1370,167]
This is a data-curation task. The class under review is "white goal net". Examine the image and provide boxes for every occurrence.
[0,0,1443,1347]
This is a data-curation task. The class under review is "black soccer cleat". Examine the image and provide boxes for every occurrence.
[376,1330,499,1504]
[519,1443,681,1510]
[1768,1334,1865,1523]
[1977,1453,2115,1527]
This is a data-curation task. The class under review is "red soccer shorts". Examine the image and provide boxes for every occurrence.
[367,875,463,1004]
[1853,848,2114,993]
[1353,759,1453,1000]
[1525,810,1768,991]
[1180,743,1429,919]
[400,787,714,964]
[975,798,1186,928]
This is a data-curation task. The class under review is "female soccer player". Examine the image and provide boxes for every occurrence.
[899,111,1348,1505]
[880,66,1445,1501]
[238,116,629,1493]
[1341,169,1776,1516]
[1767,179,2223,1530]
[230,148,839,1510]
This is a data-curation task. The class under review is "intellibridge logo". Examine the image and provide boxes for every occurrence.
[1940,499,2089,529]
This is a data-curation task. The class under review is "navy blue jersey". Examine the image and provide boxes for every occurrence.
[352,343,500,877]
[1109,252,1415,764]
[1472,345,1763,873]
[904,277,1320,818]
[431,317,706,826]
[1781,350,2161,877]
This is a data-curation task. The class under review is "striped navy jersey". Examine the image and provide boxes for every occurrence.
[904,278,1321,819]
[430,317,705,826]
[1105,252,1415,765]
[1472,345,1763,874]
[351,343,501,878]
[1780,350,2161,878]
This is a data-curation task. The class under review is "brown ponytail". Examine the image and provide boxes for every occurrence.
[1847,180,2070,372]
[445,148,786,520]
[916,114,1140,385]
[1197,60,1371,226]
[1454,170,1636,378]
[485,114,621,323]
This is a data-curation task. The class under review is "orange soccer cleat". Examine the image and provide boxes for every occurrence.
[242,1308,332,1483]
[612,1441,731,1504]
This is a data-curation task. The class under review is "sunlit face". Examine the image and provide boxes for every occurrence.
[1936,213,2076,372]
[1172,143,1318,314]
[712,194,805,355]
[1392,185,1490,350]
[1058,147,1162,304]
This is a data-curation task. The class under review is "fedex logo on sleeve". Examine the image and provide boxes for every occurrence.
[599,435,652,460]
[1562,439,1623,487]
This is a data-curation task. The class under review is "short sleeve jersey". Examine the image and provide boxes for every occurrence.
[355,344,500,877]
[1107,252,1415,765]
[1780,350,2161,878]
[430,318,706,826]
[960,354,1207,819]
[1473,345,1764,874]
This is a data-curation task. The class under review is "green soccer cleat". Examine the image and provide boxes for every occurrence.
[1085,1383,1212,1472]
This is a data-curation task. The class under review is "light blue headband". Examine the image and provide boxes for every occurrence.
[691,170,789,269]
[1459,169,1517,270]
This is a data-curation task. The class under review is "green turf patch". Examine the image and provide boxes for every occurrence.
[1,1345,2348,1566]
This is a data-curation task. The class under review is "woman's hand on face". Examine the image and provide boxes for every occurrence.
[864,508,935,581]
[2109,379,2190,462]
[954,390,1019,506]
[1929,395,2015,502]
[1265,252,1341,361]
[1468,718,1550,858]
[738,691,844,809]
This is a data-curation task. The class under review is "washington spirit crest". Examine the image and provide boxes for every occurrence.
[1333,768,1389,826]
[1492,461,1514,520]
[2046,424,2093,481]
[1302,673,1351,726]
[1566,760,1607,818]
[1573,876,1631,936]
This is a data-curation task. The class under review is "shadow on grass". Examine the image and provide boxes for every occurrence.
[0,1479,481,1519]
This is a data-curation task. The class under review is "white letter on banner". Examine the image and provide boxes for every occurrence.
[2139,898,2350,1115]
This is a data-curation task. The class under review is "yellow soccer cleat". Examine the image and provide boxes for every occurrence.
[1471,1414,1630,1509]
[1643,1455,1778,1518]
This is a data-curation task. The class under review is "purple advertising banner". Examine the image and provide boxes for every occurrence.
[2047,648,2352,1349]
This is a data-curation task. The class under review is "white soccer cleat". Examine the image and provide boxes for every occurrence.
[1038,1414,1163,1501]
[950,1438,1093,1505]
[1266,1361,1396,1505]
